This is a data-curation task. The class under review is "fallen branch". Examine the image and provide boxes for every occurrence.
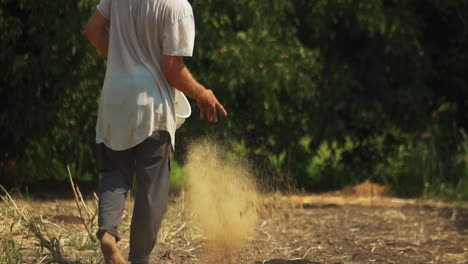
[28,221,80,264]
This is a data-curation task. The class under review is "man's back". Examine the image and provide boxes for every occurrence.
[96,0,195,150]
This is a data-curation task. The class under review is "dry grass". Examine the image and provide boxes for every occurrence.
[0,184,101,264]
[0,187,205,264]
[1,183,467,264]
[0,166,205,263]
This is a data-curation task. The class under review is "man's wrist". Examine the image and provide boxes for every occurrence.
[193,86,208,101]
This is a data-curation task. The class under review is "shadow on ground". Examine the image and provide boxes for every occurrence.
[253,260,342,264]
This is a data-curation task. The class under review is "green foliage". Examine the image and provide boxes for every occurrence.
[1,0,467,201]
[170,160,185,193]
[304,141,349,192]
[376,127,468,201]
[0,240,23,264]
[0,0,105,183]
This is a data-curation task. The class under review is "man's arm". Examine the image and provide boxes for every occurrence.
[83,10,110,56]
[162,55,227,122]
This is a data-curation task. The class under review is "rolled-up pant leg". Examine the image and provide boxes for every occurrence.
[96,143,135,242]
[128,131,172,264]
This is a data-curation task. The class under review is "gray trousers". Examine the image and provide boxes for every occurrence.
[96,131,172,264]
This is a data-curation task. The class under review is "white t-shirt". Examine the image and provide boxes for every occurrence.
[95,0,195,150]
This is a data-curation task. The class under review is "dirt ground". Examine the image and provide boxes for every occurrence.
[1,183,467,264]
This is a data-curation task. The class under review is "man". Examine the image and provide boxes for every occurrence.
[83,0,227,263]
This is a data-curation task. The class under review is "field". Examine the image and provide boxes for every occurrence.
[1,183,467,264]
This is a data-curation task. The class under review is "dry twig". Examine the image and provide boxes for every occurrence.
[0,184,29,222]
[67,165,97,243]
[76,184,93,219]
[166,222,187,241]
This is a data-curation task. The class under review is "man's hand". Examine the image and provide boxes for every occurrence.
[196,89,227,122]
[162,55,227,122]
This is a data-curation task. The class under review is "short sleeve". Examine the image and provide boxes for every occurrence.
[162,16,195,57]
[97,0,111,20]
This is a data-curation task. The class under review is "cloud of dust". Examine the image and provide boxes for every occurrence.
[185,138,258,259]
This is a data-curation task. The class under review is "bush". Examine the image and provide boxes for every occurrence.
[376,128,468,201]
[1,0,467,203]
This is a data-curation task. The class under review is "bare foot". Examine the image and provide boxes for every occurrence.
[100,232,128,264]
